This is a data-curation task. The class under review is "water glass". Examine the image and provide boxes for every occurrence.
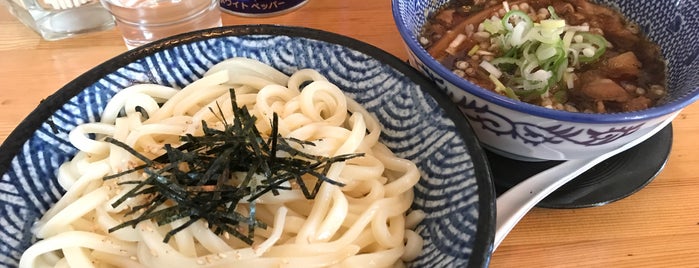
[100,0,222,49]
[2,0,115,40]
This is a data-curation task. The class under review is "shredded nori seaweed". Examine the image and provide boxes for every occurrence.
[104,89,363,244]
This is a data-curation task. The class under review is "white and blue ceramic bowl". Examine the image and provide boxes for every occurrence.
[0,26,495,267]
[393,0,699,160]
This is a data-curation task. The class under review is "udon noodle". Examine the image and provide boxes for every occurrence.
[20,58,424,268]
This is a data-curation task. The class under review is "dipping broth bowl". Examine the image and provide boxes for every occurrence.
[392,0,699,160]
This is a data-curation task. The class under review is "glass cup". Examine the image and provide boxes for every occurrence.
[1,0,115,40]
[100,0,222,49]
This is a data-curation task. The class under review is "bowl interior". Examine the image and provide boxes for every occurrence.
[0,26,494,267]
[393,0,699,122]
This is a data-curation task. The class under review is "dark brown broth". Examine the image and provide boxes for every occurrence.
[420,0,667,113]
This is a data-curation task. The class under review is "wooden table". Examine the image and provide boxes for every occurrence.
[2,1,698,267]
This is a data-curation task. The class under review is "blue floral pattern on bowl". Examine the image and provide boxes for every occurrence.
[0,26,494,268]
[394,0,699,160]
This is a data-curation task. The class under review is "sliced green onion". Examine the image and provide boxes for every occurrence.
[489,74,519,100]
[568,47,581,66]
[536,44,558,61]
[474,6,608,101]
[468,45,480,56]
[529,69,553,82]
[540,19,565,30]
[490,57,520,73]
[508,21,530,47]
[502,10,533,31]
[552,54,569,84]
[564,71,576,90]
[480,60,503,78]
[547,6,560,20]
[562,30,576,51]
[518,78,549,96]
[565,25,590,32]
[528,19,565,44]
[482,18,505,34]
[521,41,539,62]
[577,32,607,63]
[490,57,519,66]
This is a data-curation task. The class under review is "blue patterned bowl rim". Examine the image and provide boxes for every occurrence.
[0,25,495,267]
[392,0,699,123]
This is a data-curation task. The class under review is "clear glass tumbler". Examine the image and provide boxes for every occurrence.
[100,0,222,50]
[1,0,115,40]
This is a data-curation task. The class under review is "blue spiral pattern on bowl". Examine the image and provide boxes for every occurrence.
[0,28,492,267]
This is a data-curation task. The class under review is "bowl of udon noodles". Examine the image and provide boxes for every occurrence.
[393,0,699,160]
[0,25,495,267]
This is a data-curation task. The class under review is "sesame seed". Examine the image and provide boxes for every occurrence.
[465,68,476,76]
[473,31,491,42]
[650,85,666,97]
[419,37,430,46]
[455,61,470,70]
[520,3,530,11]
[564,104,579,113]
